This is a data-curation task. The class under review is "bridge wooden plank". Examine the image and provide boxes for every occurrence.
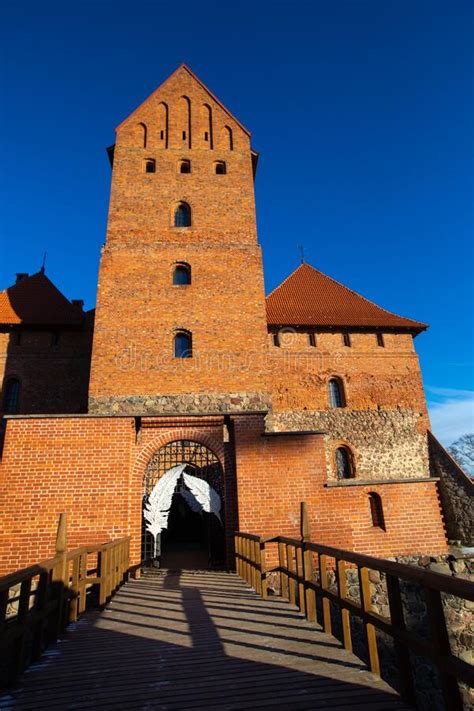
[0,571,411,710]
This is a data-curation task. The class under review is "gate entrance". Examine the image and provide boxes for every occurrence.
[142,440,225,569]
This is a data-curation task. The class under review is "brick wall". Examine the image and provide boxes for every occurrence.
[0,416,133,573]
[0,413,448,576]
[0,321,93,416]
[233,415,447,559]
[267,329,431,480]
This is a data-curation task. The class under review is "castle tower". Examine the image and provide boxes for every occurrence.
[88,65,270,414]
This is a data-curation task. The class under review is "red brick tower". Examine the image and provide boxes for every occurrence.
[88,65,270,414]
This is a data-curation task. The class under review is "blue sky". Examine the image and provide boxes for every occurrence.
[0,0,472,445]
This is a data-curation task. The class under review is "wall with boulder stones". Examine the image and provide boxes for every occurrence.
[271,408,429,481]
[428,432,474,546]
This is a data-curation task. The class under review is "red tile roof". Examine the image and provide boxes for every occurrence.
[0,272,85,326]
[266,263,427,332]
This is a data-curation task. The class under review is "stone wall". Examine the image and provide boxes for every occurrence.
[272,408,429,480]
[89,391,272,415]
[428,431,474,546]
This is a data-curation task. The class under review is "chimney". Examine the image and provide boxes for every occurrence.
[15,273,29,284]
[72,299,84,311]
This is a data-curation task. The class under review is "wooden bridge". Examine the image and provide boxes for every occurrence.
[1,513,473,710]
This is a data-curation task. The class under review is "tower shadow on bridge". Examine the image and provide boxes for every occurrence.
[0,570,412,710]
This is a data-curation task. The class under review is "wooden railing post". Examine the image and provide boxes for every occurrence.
[69,554,80,623]
[386,573,416,704]
[319,553,332,635]
[424,587,463,710]
[244,538,250,586]
[78,552,88,614]
[235,536,241,577]
[278,541,288,600]
[287,544,296,606]
[54,513,68,583]
[251,540,257,592]
[296,544,305,615]
[31,571,48,661]
[260,541,268,599]
[52,513,68,635]
[12,577,32,679]
[99,548,107,606]
[336,558,352,652]
[358,566,380,676]
[301,502,316,623]
[255,540,262,595]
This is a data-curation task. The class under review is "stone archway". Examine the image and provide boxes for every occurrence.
[141,439,226,569]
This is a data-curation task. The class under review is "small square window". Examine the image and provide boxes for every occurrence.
[272,333,281,347]
[376,333,385,347]
[308,332,317,347]
[343,332,351,347]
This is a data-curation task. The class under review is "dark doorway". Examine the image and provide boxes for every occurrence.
[142,440,226,570]
[161,491,208,569]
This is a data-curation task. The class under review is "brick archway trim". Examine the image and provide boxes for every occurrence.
[132,428,225,487]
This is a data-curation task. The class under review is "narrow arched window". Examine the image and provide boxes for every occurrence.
[3,378,20,414]
[368,493,386,530]
[158,102,169,148]
[179,160,191,174]
[173,263,191,285]
[179,96,191,148]
[145,159,155,173]
[335,446,354,479]
[174,202,191,228]
[223,125,233,150]
[174,331,192,358]
[328,378,345,408]
[202,104,213,148]
[138,122,147,148]
[215,161,226,175]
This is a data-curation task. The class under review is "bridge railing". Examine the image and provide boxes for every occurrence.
[0,514,130,686]
[235,519,474,711]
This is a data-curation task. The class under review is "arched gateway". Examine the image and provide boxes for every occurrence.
[141,440,226,569]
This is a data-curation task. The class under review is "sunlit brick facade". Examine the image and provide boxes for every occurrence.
[0,65,449,574]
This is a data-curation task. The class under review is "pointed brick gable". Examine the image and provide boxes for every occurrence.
[266,263,427,332]
[0,272,84,326]
[116,64,251,136]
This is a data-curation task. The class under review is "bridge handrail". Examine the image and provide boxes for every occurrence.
[0,515,131,687]
[235,528,474,711]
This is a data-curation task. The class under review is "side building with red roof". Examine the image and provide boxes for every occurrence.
[266,261,431,484]
[0,270,93,416]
